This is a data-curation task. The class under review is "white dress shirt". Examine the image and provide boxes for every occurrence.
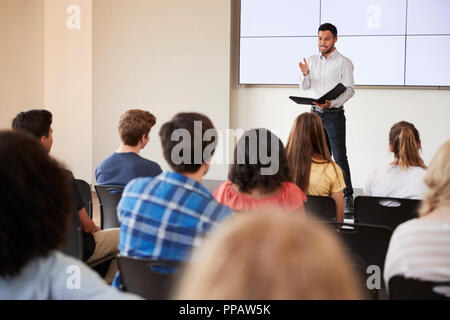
[299,48,355,109]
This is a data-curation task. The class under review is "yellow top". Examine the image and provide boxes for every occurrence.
[307,159,346,196]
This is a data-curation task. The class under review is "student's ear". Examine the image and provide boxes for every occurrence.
[201,161,210,177]
[418,139,422,149]
[389,142,394,153]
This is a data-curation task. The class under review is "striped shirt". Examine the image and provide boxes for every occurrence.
[384,208,450,297]
[113,171,232,288]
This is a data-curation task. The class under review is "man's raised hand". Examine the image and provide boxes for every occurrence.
[299,58,309,76]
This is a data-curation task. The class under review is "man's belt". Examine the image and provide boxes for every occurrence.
[311,105,344,113]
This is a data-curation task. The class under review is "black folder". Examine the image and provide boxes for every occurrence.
[289,83,347,105]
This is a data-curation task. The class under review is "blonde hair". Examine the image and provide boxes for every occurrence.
[175,212,362,300]
[419,140,450,217]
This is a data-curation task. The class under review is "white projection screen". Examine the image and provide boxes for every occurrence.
[239,0,450,86]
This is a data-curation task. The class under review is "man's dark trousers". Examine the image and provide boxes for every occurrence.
[313,107,354,198]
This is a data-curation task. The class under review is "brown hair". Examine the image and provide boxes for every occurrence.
[229,128,292,195]
[175,211,362,299]
[0,130,73,277]
[159,112,217,173]
[389,121,426,169]
[285,112,337,192]
[419,140,450,217]
[118,109,156,146]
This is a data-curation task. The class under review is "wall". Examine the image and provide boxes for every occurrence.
[0,0,44,129]
[92,0,231,181]
[45,0,93,181]
[230,0,450,188]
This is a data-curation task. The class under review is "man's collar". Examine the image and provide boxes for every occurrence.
[320,48,339,60]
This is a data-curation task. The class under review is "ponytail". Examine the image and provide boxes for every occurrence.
[389,122,426,169]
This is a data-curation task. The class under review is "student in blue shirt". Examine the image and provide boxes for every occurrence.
[113,112,232,289]
[95,109,162,186]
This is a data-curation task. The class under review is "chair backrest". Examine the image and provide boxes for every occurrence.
[117,256,183,300]
[202,179,224,194]
[304,195,337,221]
[327,222,393,289]
[61,206,84,260]
[389,275,450,300]
[75,179,93,219]
[354,196,420,231]
[95,185,124,229]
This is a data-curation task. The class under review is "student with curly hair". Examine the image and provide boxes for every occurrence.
[0,131,140,299]
[12,110,119,274]
[214,128,306,214]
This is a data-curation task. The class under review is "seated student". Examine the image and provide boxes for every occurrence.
[364,121,427,199]
[0,131,140,299]
[113,112,232,288]
[214,128,306,214]
[175,211,362,299]
[285,112,345,222]
[95,109,162,186]
[384,140,450,297]
[12,110,119,276]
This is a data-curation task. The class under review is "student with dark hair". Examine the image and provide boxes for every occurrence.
[286,112,345,222]
[364,121,427,199]
[214,128,306,214]
[95,109,162,186]
[0,131,140,299]
[298,22,355,214]
[12,110,119,278]
[113,112,232,288]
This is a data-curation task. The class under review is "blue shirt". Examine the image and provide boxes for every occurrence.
[113,171,232,288]
[95,152,162,186]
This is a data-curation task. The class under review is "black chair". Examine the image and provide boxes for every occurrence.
[304,195,337,221]
[95,185,124,229]
[61,206,84,260]
[202,179,224,194]
[327,222,393,292]
[117,256,183,300]
[389,275,450,300]
[75,179,93,219]
[354,196,420,231]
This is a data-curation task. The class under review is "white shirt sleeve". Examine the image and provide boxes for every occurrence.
[363,167,380,196]
[52,253,143,300]
[330,58,355,108]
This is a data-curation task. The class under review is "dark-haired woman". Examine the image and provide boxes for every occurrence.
[0,131,140,300]
[214,128,306,214]
[364,121,427,199]
[286,113,345,222]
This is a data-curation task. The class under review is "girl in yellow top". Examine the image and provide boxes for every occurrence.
[286,112,346,222]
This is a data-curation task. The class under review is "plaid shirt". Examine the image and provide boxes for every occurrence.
[113,171,232,288]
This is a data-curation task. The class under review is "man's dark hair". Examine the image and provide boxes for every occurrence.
[0,130,73,277]
[229,128,292,195]
[318,23,337,38]
[159,112,217,173]
[12,109,53,138]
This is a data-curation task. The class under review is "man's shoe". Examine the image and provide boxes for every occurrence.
[344,196,354,214]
